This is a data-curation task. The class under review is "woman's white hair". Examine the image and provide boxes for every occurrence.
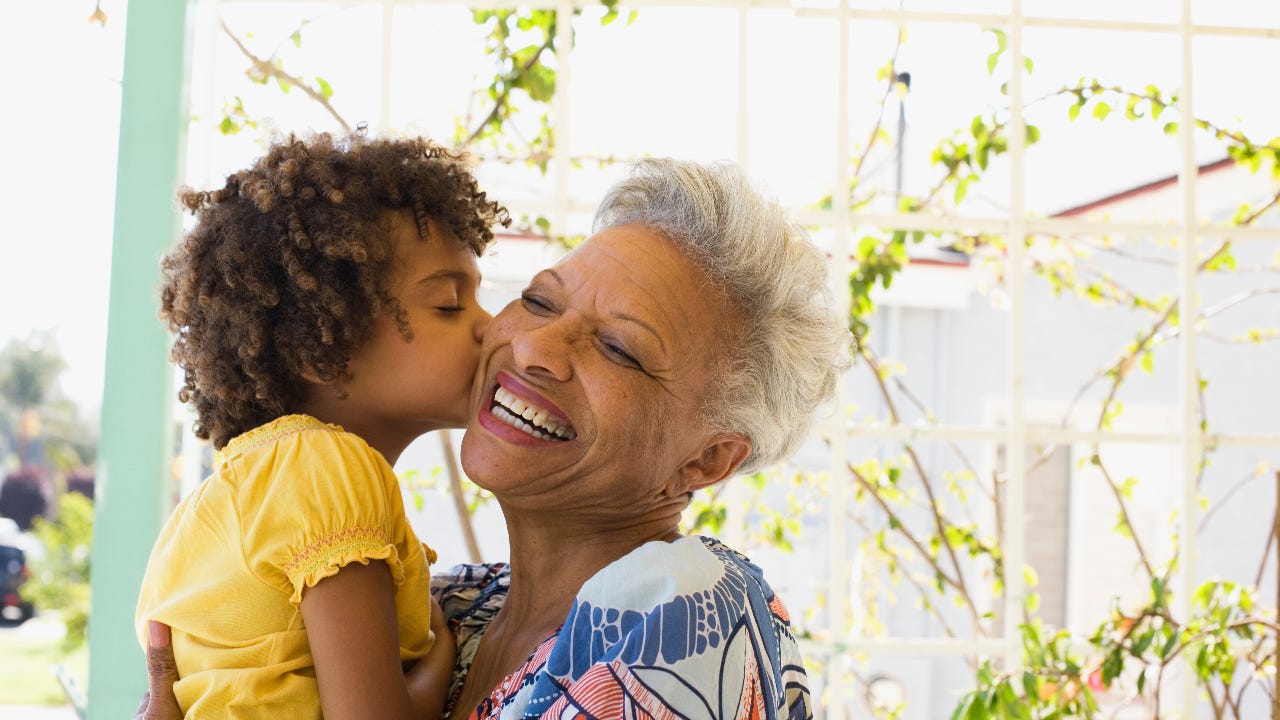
[593,158,848,474]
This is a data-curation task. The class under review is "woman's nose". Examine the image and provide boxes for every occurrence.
[510,319,573,381]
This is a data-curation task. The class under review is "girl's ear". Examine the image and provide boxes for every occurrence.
[300,366,327,385]
[300,364,339,387]
[668,434,752,496]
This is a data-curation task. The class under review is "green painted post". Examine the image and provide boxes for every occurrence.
[86,0,193,717]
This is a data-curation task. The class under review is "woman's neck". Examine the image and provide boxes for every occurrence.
[495,503,684,631]
[448,501,687,716]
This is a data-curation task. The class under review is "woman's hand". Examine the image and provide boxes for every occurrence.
[134,621,183,720]
[405,596,459,717]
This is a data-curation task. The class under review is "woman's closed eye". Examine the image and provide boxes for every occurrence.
[520,292,555,315]
[599,338,641,369]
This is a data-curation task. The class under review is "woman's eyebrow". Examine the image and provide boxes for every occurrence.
[610,312,666,352]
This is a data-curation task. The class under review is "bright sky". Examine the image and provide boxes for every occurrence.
[3,1,1278,418]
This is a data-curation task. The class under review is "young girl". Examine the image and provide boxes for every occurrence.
[135,132,508,719]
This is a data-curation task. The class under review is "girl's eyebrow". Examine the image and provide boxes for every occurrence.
[416,269,481,286]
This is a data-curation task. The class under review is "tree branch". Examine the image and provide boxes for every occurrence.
[219,18,352,134]
[463,34,556,147]
[1093,454,1157,580]
[860,345,979,607]
[848,462,986,631]
[439,430,483,563]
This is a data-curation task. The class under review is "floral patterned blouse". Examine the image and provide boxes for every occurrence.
[432,535,813,720]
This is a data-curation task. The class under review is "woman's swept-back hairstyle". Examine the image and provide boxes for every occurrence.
[593,158,848,474]
[161,131,508,449]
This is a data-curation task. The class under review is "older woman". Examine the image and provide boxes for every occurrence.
[139,158,846,719]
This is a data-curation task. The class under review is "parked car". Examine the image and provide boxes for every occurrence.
[0,542,34,623]
[0,517,35,624]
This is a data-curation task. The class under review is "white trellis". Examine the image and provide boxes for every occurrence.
[203,1,1280,715]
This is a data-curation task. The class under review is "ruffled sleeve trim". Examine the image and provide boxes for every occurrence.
[284,525,405,605]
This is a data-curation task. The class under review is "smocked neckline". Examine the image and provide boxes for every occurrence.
[222,414,345,457]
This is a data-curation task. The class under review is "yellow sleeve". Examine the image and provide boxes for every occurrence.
[235,426,410,605]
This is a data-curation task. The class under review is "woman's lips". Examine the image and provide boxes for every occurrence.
[481,371,578,443]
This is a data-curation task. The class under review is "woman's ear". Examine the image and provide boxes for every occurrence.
[670,434,752,496]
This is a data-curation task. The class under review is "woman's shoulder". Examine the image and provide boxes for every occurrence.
[528,536,811,720]
[578,535,776,612]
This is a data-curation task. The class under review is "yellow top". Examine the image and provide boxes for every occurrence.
[135,414,436,719]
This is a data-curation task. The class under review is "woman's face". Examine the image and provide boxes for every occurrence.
[460,223,746,515]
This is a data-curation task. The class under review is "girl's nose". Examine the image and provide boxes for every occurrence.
[473,306,492,342]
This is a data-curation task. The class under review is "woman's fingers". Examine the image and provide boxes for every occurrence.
[140,621,183,719]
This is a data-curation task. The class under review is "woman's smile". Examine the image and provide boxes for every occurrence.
[485,372,577,442]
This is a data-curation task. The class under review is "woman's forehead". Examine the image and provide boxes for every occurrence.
[556,226,742,343]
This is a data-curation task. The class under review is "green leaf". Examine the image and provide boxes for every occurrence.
[989,27,1007,52]
[1125,94,1143,120]
[1068,102,1083,121]
[1160,631,1179,659]
[1101,649,1124,685]
[1023,565,1039,588]
[987,51,1000,75]
[1164,121,1180,135]
[315,76,334,100]
[1023,56,1034,74]
[1205,246,1237,271]
[219,116,237,135]
[290,30,302,48]
[1132,630,1154,655]
[1021,671,1038,700]
[528,66,557,102]
[1092,102,1112,120]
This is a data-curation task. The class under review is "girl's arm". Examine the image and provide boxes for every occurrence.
[301,560,449,720]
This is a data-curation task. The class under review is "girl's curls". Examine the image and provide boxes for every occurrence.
[160,132,510,449]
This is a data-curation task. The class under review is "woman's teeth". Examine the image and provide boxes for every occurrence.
[492,386,577,441]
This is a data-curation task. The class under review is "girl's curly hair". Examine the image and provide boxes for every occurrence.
[160,132,509,449]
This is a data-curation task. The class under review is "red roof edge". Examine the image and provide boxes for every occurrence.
[1053,157,1235,218]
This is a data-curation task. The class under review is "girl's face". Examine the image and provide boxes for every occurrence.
[326,210,490,459]
[459,224,749,521]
